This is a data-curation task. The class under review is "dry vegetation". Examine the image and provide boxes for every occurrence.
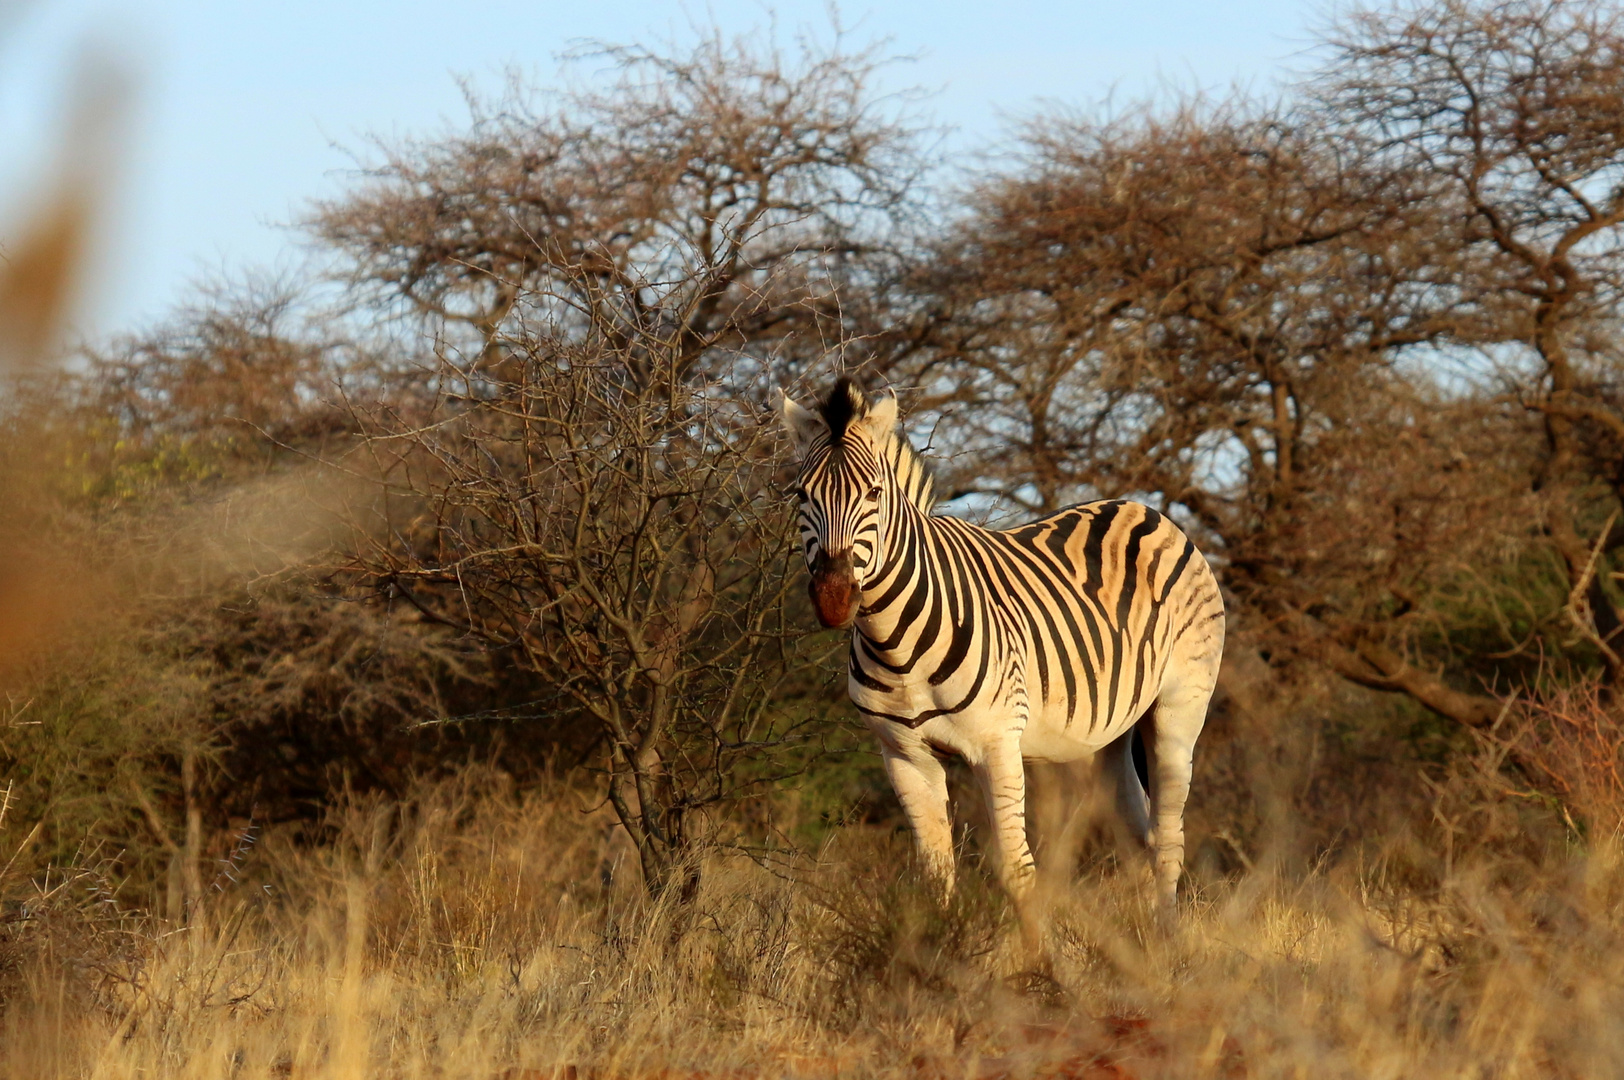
[4,768,1624,1079]
[6,1,1624,1075]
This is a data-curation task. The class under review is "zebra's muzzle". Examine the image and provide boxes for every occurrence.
[808,550,860,628]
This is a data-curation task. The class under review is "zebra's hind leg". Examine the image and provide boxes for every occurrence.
[1101,725,1152,851]
[1142,681,1216,914]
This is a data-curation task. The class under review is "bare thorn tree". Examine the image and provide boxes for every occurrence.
[325,27,923,894]
[906,94,1535,728]
[1320,0,1624,683]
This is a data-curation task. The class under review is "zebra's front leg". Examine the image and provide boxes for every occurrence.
[880,745,955,899]
[973,739,1037,904]
[974,739,1046,955]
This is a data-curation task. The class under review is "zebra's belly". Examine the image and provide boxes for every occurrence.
[1018,720,1110,763]
[848,655,1138,765]
[1019,692,1144,761]
[854,689,1121,766]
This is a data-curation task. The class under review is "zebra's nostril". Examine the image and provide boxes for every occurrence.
[809,548,855,578]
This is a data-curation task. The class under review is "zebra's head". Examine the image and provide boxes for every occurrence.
[780,378,900,628]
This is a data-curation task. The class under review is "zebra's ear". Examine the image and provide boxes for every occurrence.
[779,389,827,453]
[855,391,899,443]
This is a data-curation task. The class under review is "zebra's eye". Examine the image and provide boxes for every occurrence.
[790,485,809,503]
[864,485,882,503]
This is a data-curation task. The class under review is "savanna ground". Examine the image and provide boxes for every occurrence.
[5,670,1622,1079]
[6,0,1624,1075]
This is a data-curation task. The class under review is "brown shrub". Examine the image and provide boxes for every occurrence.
[1504,680,1624,840]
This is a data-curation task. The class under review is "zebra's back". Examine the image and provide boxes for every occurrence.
[990,500,1223,751]
[847,498,1222,760]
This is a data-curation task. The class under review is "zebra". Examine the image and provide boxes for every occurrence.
[780,378,1225,912]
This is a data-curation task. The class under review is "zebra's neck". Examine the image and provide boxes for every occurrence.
[851,484,944,662]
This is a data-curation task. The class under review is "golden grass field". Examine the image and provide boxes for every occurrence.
[4,764,1621,1080]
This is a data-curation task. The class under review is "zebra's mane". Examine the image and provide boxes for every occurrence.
[820,377,937,514]
[885,431,938,514]
[820,377,865,442]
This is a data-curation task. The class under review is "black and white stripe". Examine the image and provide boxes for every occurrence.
[782,378,1225,910]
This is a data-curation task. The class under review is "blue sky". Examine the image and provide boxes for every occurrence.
[0,0,1321,340]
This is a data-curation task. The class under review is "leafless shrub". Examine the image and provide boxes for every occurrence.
[0,833,144,1014]
[345,308,839,895]
[890,0,1624,735]
[81,280,339,466]
[1498,679,1624,838]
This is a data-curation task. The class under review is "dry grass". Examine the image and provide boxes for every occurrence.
[3,768,1622,1080]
